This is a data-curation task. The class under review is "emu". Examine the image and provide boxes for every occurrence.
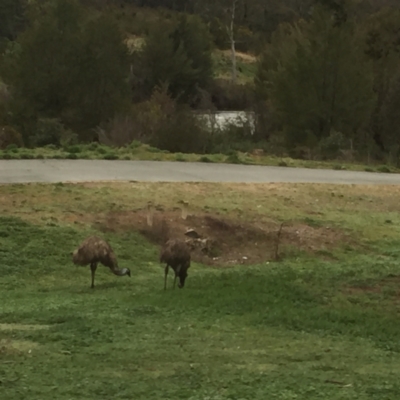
[72,236,131,288]
[160,239,191,290]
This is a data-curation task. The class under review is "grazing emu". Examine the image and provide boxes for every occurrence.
[160,239,191,290]
[72,236,131,288]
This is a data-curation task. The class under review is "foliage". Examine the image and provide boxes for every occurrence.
[0,125,23,149]
[362,7,400,160]
[0,0,400,164]
[140,14,213,103]
[2,0,130,142]
[130,86,211,153]
[256,4,376,149]
[30,118,77,148]
[0,0,26,41]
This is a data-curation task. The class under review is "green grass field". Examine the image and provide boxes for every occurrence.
[1,182,400,399]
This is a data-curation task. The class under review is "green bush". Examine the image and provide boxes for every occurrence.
[174,153,186,161]
[30,118,77,147]
[20,153,34,159]
[199,156,213,163]
[6,143,18,151]
[96,146,108,155]
[225,151,241,164]
[130,140,141,149]
[1,152,19,159]
[0,126,24,149]
[377,165,391,173]
[64,145,82,154]
[103,153,119,160]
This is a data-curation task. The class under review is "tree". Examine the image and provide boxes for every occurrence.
[256,4,375,150]
[2,0,130,141]
[65,14,131,132]
[140,14,213,104]
[361,7,400,157]
[0,0,26,42]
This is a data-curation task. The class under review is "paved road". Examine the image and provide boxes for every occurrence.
[0,159,399,185]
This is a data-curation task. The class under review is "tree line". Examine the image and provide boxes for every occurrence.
[0,0,400,164]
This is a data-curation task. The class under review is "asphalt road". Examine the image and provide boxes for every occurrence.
[0,159,399,185]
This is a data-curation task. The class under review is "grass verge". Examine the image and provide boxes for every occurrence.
[0,142,399,174]
[1,182,400,399]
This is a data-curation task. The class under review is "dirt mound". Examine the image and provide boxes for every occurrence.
[92,209,354,266]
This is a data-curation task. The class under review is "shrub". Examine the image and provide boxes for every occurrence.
[87,142,99,151]
[64,145,82,154]
[30,118,77,147]
[1,152,19,159]
[96,146,108,154]
[318,131,348,160]
[199,156,213,163]
[175,153,186,161]
[66,153,78,160]
[130,140,141,149]
[103,153,119,160]
[377,165,391,173]
[225,151,241,164]
[20,153,33,159]
[0,126,24,149]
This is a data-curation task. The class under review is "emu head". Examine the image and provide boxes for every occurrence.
[122,268,131,277]
[178,270,188,288]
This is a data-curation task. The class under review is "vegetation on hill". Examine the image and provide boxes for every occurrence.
[1,0,400,167]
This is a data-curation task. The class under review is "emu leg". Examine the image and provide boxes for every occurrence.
[164,265,169,290]
[173,265,181,290]
[90,262,98,289]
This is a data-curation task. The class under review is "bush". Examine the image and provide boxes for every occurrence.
[96,146,108,155]
[64,145,82,154]
[20,153,33,159]
[318,130,348,160]
[1,152,19,159]
[0,126,24,149]
[87,142,99,151]
[199,156,213,163]
[377,165,391,173]
[225,151,241,164]
[30,118,77,147]
[103,153,119,160]
[130,140,141,149]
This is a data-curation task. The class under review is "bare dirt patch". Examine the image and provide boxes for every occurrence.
[91,209,354,266]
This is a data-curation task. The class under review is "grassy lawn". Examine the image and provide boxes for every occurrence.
[1,141,399,174]
[1,182,400,399]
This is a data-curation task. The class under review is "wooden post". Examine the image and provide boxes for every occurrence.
[146,201,154,227]
[178,200,189,220]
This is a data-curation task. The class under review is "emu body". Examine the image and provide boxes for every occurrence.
[72,236,131,288]
[160,239,191,290]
